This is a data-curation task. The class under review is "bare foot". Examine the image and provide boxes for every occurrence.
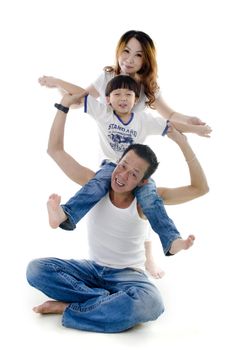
[145,260,165,279]
[169,235,195,255]
[33,300,69,314]
[47,193,67,228]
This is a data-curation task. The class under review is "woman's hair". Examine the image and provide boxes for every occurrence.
[104,30,159,108]
[105,75,141,98]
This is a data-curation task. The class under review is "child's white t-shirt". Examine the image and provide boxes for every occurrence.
[84,95,167,163]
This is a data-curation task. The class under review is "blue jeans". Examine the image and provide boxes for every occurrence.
[61,162,181,255]
[60,161,115,230]
[26,258,164,333]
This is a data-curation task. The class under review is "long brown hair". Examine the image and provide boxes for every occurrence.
[105,30,159,108]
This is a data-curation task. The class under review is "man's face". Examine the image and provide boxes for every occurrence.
[111,150,149,193]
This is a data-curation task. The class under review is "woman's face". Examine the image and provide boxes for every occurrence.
[118,37,144,76]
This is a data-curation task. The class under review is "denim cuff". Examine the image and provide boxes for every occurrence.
[165,251,174,256]
[59,205,77,231]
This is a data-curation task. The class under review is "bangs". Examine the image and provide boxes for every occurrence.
[105,75,140,97]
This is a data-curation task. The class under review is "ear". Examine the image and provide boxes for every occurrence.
[137,178,148,187]
[134,97,139,105]
[106,96,111,105]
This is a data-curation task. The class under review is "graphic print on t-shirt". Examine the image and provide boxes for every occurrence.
[107,123,137,154]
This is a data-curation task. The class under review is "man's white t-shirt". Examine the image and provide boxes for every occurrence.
[87,193,149,270]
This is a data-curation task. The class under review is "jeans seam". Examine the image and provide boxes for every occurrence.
[46,262,93,293]
[69,290,125,312]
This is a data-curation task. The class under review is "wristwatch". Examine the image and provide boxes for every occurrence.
[54,103,69,114]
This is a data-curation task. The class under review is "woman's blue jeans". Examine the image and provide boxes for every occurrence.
[26,258,164,333]
[60,161,181,255]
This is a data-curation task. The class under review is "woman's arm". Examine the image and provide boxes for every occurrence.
[157,125,209,204]
[39,75,100,98]
[152,95,212,137]
[47,93,95,186]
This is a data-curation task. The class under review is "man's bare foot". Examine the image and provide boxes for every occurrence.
[47,193,67,228]
[33,300,69,314]
[169,235,195,255]
[145,260,165,279]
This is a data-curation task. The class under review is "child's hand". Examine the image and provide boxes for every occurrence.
[171,119,212,138]
[193,124,212,137]
[186,116,212,137]
[38,75,58,88]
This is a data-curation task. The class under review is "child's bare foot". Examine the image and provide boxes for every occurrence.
[145,260,165,279]
[33,300,69,314]
[169,235,195,255]
[47,193,67,228]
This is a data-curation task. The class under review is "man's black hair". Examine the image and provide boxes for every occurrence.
[120,143,159,179]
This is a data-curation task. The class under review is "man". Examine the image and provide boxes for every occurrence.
[26,93,209,333]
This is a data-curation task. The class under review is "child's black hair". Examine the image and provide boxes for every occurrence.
[105,75,141,98]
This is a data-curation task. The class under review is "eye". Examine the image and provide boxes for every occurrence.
[136,53,143,58]
[130,172,137,179]
[123,49,129,53]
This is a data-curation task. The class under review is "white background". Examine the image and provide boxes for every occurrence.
[0,0,232,349]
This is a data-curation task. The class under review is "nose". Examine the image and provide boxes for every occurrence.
[119,170,129,181]
[126,54,134,64]
[120,94,127,101]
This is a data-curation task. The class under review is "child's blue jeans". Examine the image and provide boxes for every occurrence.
[60,161,181,255]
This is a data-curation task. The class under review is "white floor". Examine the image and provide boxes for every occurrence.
[2,216,232,350]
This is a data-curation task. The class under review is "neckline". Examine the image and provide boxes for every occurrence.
[107,192,135,210]
[113,111,134,126]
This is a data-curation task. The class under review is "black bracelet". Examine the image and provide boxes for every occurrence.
[54,103,69,114]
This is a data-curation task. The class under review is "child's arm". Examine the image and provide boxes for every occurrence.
[158,125,209,204]
[170,120,212,137]
[154,95,212,137]
[38,75,99,98]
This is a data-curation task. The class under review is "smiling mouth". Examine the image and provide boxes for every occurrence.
[122,63,134,69]
[115,178,125,187]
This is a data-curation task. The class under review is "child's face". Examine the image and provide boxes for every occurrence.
[107,88,136,115]
[118,37,144,76]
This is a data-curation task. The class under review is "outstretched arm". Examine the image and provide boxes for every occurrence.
[47,93,95,186]
[153,95,212,137]
[157,125,209,204]
[39,75,100,98]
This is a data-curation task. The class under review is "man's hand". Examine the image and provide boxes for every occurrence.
[166,123,187,144]
[61,92,88,108]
